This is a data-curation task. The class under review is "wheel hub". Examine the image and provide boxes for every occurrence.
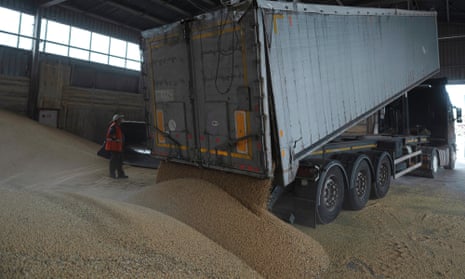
[378,164,389,187]
[355,171,367,197]
[323,176,338,208]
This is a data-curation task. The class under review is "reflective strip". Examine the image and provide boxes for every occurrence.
[235,110,248,154]
[156,109,166,144]
[273,14,284,34]
[192,25,241,40]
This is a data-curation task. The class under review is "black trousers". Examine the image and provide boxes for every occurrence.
[109,151,124,177]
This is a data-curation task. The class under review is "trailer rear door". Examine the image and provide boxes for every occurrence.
[143,8,272,178]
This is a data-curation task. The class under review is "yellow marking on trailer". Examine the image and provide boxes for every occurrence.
[273,14,284,34]
[279,130,284,138]
[281,149,286,159]
[406,138,417,143]
[311,144,377,156]
[148,32,179,45]
[199,147,252,160]
[156,109,166,144]
[351,144,377,150]
[155,144,252,160]
[190,19,235,32]
[235,111,248,154]
[192,26,241,40]
[325,147,351,153]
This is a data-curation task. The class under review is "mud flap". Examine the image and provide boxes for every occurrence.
[270,183,318,228]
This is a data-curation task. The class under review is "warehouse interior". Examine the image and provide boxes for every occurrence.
[1,0,465,278]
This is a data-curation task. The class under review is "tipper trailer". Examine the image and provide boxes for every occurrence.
[142,0,461,225]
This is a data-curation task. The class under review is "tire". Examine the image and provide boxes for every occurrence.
[372,152,392,199]
[429,151,439,178]
[317,164,345,224]
[347,159,372,210]
[445,146,456,170]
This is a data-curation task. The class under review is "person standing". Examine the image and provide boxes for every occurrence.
[105,114,128,179]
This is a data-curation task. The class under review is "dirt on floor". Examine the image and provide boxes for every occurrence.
[1,109,465,278]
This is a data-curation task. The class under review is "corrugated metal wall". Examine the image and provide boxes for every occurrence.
[0,0,34,14]
[62,87,145,143]
[438,23,465,83]
[0,46,144,143]
[0,47,30,77]
[0,75,29,114]
[0,47,30,114]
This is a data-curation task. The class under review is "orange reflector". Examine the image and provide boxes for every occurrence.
[235,110,248,154]
[156,109,166,144]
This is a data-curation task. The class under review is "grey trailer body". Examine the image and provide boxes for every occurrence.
[142,0,439,187]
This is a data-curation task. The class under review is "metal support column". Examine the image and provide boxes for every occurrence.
[27,7,42,120]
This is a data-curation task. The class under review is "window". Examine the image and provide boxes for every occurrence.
[69,27,90,60]
[18,13,34,50]
[0,6,141,71]
[126,42,141,71]
[0,7,34,49]
[109,37,127,68]
[40,18,141,71]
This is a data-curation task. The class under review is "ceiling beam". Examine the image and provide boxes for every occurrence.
[60,4,142,33]
[105,1,167,25]
[148,0,192,17]
[39,0,69,8]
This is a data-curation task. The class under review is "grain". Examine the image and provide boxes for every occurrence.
[130,175,330,279]
[0,109,328,278]
[156,161,272,213]
[0,189,261,278]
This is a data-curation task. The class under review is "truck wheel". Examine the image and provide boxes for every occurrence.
[317,164,345,224]
[430,151,439,177]
[347,159,372,210]
[372,153,392,199]
[445,146,456,170]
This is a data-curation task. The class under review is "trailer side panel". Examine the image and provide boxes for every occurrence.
[258,1,439,184]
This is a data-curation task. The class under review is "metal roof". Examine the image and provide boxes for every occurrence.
[33,0,465,32]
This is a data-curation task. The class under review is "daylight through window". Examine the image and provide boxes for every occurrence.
[0,6,141,71]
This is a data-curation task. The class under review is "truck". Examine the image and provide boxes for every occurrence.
[141,0,462,226]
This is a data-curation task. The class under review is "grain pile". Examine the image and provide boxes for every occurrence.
[0,109,329,277]
[130,172,330,278]
[0,189,260,278]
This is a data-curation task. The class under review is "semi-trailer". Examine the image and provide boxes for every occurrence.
[141,0,460,225]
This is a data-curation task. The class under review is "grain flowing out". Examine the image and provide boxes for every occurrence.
[130,162,330,279]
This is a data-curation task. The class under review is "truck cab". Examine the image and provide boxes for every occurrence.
[382,78,462,169]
